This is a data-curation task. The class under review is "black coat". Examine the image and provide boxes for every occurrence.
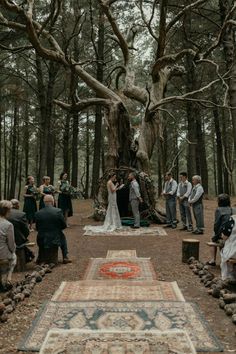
[7,209,29,246]
[35,205,67,249]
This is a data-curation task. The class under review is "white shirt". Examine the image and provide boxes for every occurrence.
[188,183,204,204]
[163,178,177,195]
[177,180,192,198]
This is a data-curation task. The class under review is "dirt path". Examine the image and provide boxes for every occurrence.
[0,198,235,353]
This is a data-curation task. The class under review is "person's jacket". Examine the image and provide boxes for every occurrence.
[35,205,66,249]
[7,209,29,247]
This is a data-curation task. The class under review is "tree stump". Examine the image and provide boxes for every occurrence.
[37,247,58,265]
[182,239,200,263]
[15,248,26,272]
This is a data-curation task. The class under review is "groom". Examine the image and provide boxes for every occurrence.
[128,172,143,228]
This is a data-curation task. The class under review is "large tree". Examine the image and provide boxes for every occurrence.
[0,0,235,186]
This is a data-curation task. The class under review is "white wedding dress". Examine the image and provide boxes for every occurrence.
[84,184,122,233]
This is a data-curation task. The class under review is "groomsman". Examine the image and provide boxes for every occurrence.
[177,172,193,231]
[128,172,142,229]
[188,175,204,234]
[162,172,178,229]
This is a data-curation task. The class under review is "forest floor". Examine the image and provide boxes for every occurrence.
[0,198,236,354]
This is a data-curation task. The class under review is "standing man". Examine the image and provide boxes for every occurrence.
[177,172,193,231]
[188,175,204,235]
[35,195,72,264]
[162,172,178,229]
[128,172,142,229]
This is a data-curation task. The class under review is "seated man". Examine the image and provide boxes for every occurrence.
[7,199,34,263]
[35,195,71,264]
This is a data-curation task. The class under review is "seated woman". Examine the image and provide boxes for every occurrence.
[207,194,236,266]
[0,200,17,291]
[220,215,236,280]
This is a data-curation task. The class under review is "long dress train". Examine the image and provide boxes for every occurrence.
[84,186,122,233]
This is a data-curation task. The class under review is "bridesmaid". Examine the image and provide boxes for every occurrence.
[23,176,38,231]
[57,172,73,226]
[39,176,55,209]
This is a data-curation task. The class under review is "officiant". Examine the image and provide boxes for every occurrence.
[128,172,143,228]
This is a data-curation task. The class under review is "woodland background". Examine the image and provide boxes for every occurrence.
[0,0,236,200]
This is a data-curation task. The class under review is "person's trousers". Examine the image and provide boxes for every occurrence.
[130,199,140,227]
[179,200,192,227]
[166,198,177,225]
[60,232,68,258]
[0,253,17,284]
[192,203,204,231]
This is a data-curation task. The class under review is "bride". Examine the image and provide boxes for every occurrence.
[84,173,124,233]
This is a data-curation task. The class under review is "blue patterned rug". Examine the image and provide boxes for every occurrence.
[18,300,223,352]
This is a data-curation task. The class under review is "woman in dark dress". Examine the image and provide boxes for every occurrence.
[23,176,38,231]
[39,176,56,209]
[57,172,73,226]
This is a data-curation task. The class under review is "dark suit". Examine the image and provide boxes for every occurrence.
[7,209,29,246]
[35,205,68,258]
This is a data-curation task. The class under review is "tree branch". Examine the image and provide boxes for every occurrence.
[166,0,207,33]
[98,0,129,65]
[54,98,112,111]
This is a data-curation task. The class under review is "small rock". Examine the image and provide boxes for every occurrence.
[232,314,236,324]
[5,305,14,313]
[39,270,45,277]
[3,298,12,306]
[0,303,6,314]
[212,287,221,298]
[188,257,195,264]
[35,275,42,283]
[0,313,8,322]
[223,293,236,304]
[22,289,31,297]
[219,299,225,309]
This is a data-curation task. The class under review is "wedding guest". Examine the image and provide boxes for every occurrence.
[0,200,16,291]
[177,172,193,231]
[128,172,142,229]
[207,194,236,266]
[23,176,38,231]
[162,172,178,229]
[188,175,204,234]
[7,199,34,263]
[39,176,55,209]
[57,172,73,226]
[220,215,236,280]
[35,195,71,264]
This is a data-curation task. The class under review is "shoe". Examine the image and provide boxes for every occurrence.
[192,230,204,235]
[164,224,172,228]
[206,260,216,266]
[171,224,177,229]
[187,227,193,232]
[63,258,72,264]
[179,226,188,231]
[131,226,140,229]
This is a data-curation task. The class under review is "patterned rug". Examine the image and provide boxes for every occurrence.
[19,301,223,352]
[84,226,167,236]
[51,280,185,302]
[39,329,197,354]
[83,258,157,280]
[106,250,137,258]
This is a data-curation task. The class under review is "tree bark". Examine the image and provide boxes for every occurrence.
[9,102,18,199]
[212,98,224,194]
[91,10,105,198]
[63,112,71,174]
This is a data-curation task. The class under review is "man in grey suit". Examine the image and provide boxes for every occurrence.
[128,172,143,228]
[35,195,71,264]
